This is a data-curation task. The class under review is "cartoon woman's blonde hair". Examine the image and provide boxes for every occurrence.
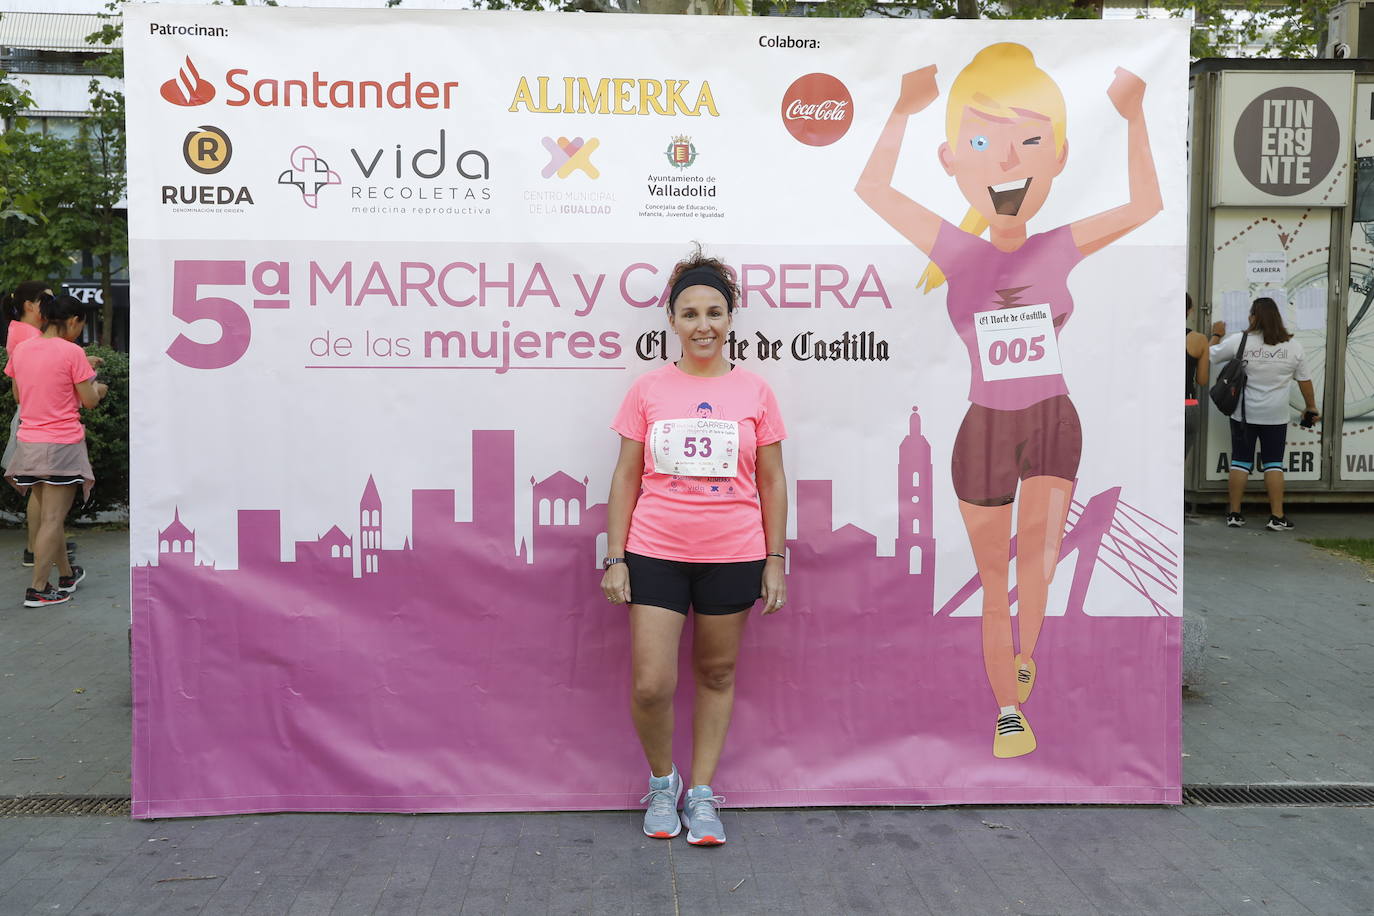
[920,43,1068,293]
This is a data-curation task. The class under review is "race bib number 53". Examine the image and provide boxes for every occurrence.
[650,418,739,477]
[973,303,1063,382]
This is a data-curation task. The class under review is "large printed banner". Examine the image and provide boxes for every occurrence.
[127,6,1188,817]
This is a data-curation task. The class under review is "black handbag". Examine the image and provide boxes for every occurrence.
[1209,331,1248,418]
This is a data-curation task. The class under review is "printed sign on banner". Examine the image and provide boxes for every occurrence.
[125,5,1188,817]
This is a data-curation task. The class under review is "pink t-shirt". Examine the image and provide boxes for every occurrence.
[5,320,39,353]
[4,337,95,444]
[612,363,786,562]
[930,221,1085,411]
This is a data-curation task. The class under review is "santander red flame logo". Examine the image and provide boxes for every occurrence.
[160,56,216,107]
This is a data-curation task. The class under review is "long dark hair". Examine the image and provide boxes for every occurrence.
[2,281,49,322]
[40,294,88,334]
[1247,296,1292,346]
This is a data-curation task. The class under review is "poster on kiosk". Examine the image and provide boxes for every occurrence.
[125,5,1188,817]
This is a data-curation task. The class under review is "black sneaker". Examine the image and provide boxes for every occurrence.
[1265,515,1295,531]
[58,565,85,594]
[1225,512,1245,527]
[24,585,70,608]
[21,541,77,567]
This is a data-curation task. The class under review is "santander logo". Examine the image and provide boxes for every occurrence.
[780,73,852,147]
[161,56,216,107]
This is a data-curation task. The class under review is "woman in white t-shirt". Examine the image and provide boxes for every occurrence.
[1209,296,1319,531]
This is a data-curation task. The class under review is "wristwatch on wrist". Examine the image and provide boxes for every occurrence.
[603,556,626,569]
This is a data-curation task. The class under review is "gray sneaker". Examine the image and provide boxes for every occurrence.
[681,785,726,846]
[639,766,682,838]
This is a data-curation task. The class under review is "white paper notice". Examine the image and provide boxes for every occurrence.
[1246,252,1286,284]
[1220,290,1250,332]
[1294,285,1327,331]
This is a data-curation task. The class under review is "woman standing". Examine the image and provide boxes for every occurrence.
[1210,297,1318,530]
[4,295,106,607]
[1185,294,1210,462]
[855,43,1161,758]
[601,250,787,845]
[2,282,51,565]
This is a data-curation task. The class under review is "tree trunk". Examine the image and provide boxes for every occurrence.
[956,0,978,19]
[99,249,113,349]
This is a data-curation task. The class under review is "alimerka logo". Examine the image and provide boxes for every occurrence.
[510,77,718,116]
[161,56,216,107]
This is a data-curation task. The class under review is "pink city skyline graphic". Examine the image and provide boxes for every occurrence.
[131,408,1181,817]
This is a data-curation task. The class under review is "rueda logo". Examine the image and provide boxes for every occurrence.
[542,137,600,179]
[781,73,852,147]
[161,56,216,107]
[182,125,231,174]
[278,146,341,208]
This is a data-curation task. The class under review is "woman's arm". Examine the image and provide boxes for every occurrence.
[1186,330,1209,387]
[600,436,644,605]
[74,379,107,410]
[1070,68,1163,257]
[1297,380,1319,419]
[854,67,945,256]
[1209,332,1240,364]
[755,442,787,615]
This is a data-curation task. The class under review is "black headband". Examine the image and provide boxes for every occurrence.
[668,267,733,312]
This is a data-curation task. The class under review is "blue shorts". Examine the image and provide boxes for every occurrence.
[1229,419,1286,473]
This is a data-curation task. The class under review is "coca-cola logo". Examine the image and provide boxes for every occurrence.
[781,73,852,147]
[161,56,216,107]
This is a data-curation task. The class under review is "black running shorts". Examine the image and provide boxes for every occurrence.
[625,551,765,616]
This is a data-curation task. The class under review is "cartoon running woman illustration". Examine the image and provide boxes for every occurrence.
[855,43,1161,758]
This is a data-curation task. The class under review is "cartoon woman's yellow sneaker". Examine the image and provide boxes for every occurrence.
[993,710,1036,758]
[1015,654,1036,704]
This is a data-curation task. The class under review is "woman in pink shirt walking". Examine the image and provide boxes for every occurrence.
[601,250,788,846]
[5,295,107,608]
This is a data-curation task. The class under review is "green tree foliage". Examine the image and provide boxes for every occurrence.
[1154,0,1337,58]
[0,13,38,227]
[466,0,1331,57]
[0,132,94,295]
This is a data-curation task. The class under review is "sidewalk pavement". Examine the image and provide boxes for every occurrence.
[0,514,1371,914]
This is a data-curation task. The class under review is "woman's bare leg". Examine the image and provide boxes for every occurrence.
[688,610,750,788]
[31,484,75,591]
[1264,469,1285,518]
[1014,476,1073,663]
[629,604,686,778]
[25,488,38,554]
[959,501,1016,708]
[1227,468,1248,513]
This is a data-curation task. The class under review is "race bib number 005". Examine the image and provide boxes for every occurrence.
[972,303,1063,382]
[650,418,739,477]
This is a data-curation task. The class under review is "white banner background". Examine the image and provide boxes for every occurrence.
[126,6,1188,815]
